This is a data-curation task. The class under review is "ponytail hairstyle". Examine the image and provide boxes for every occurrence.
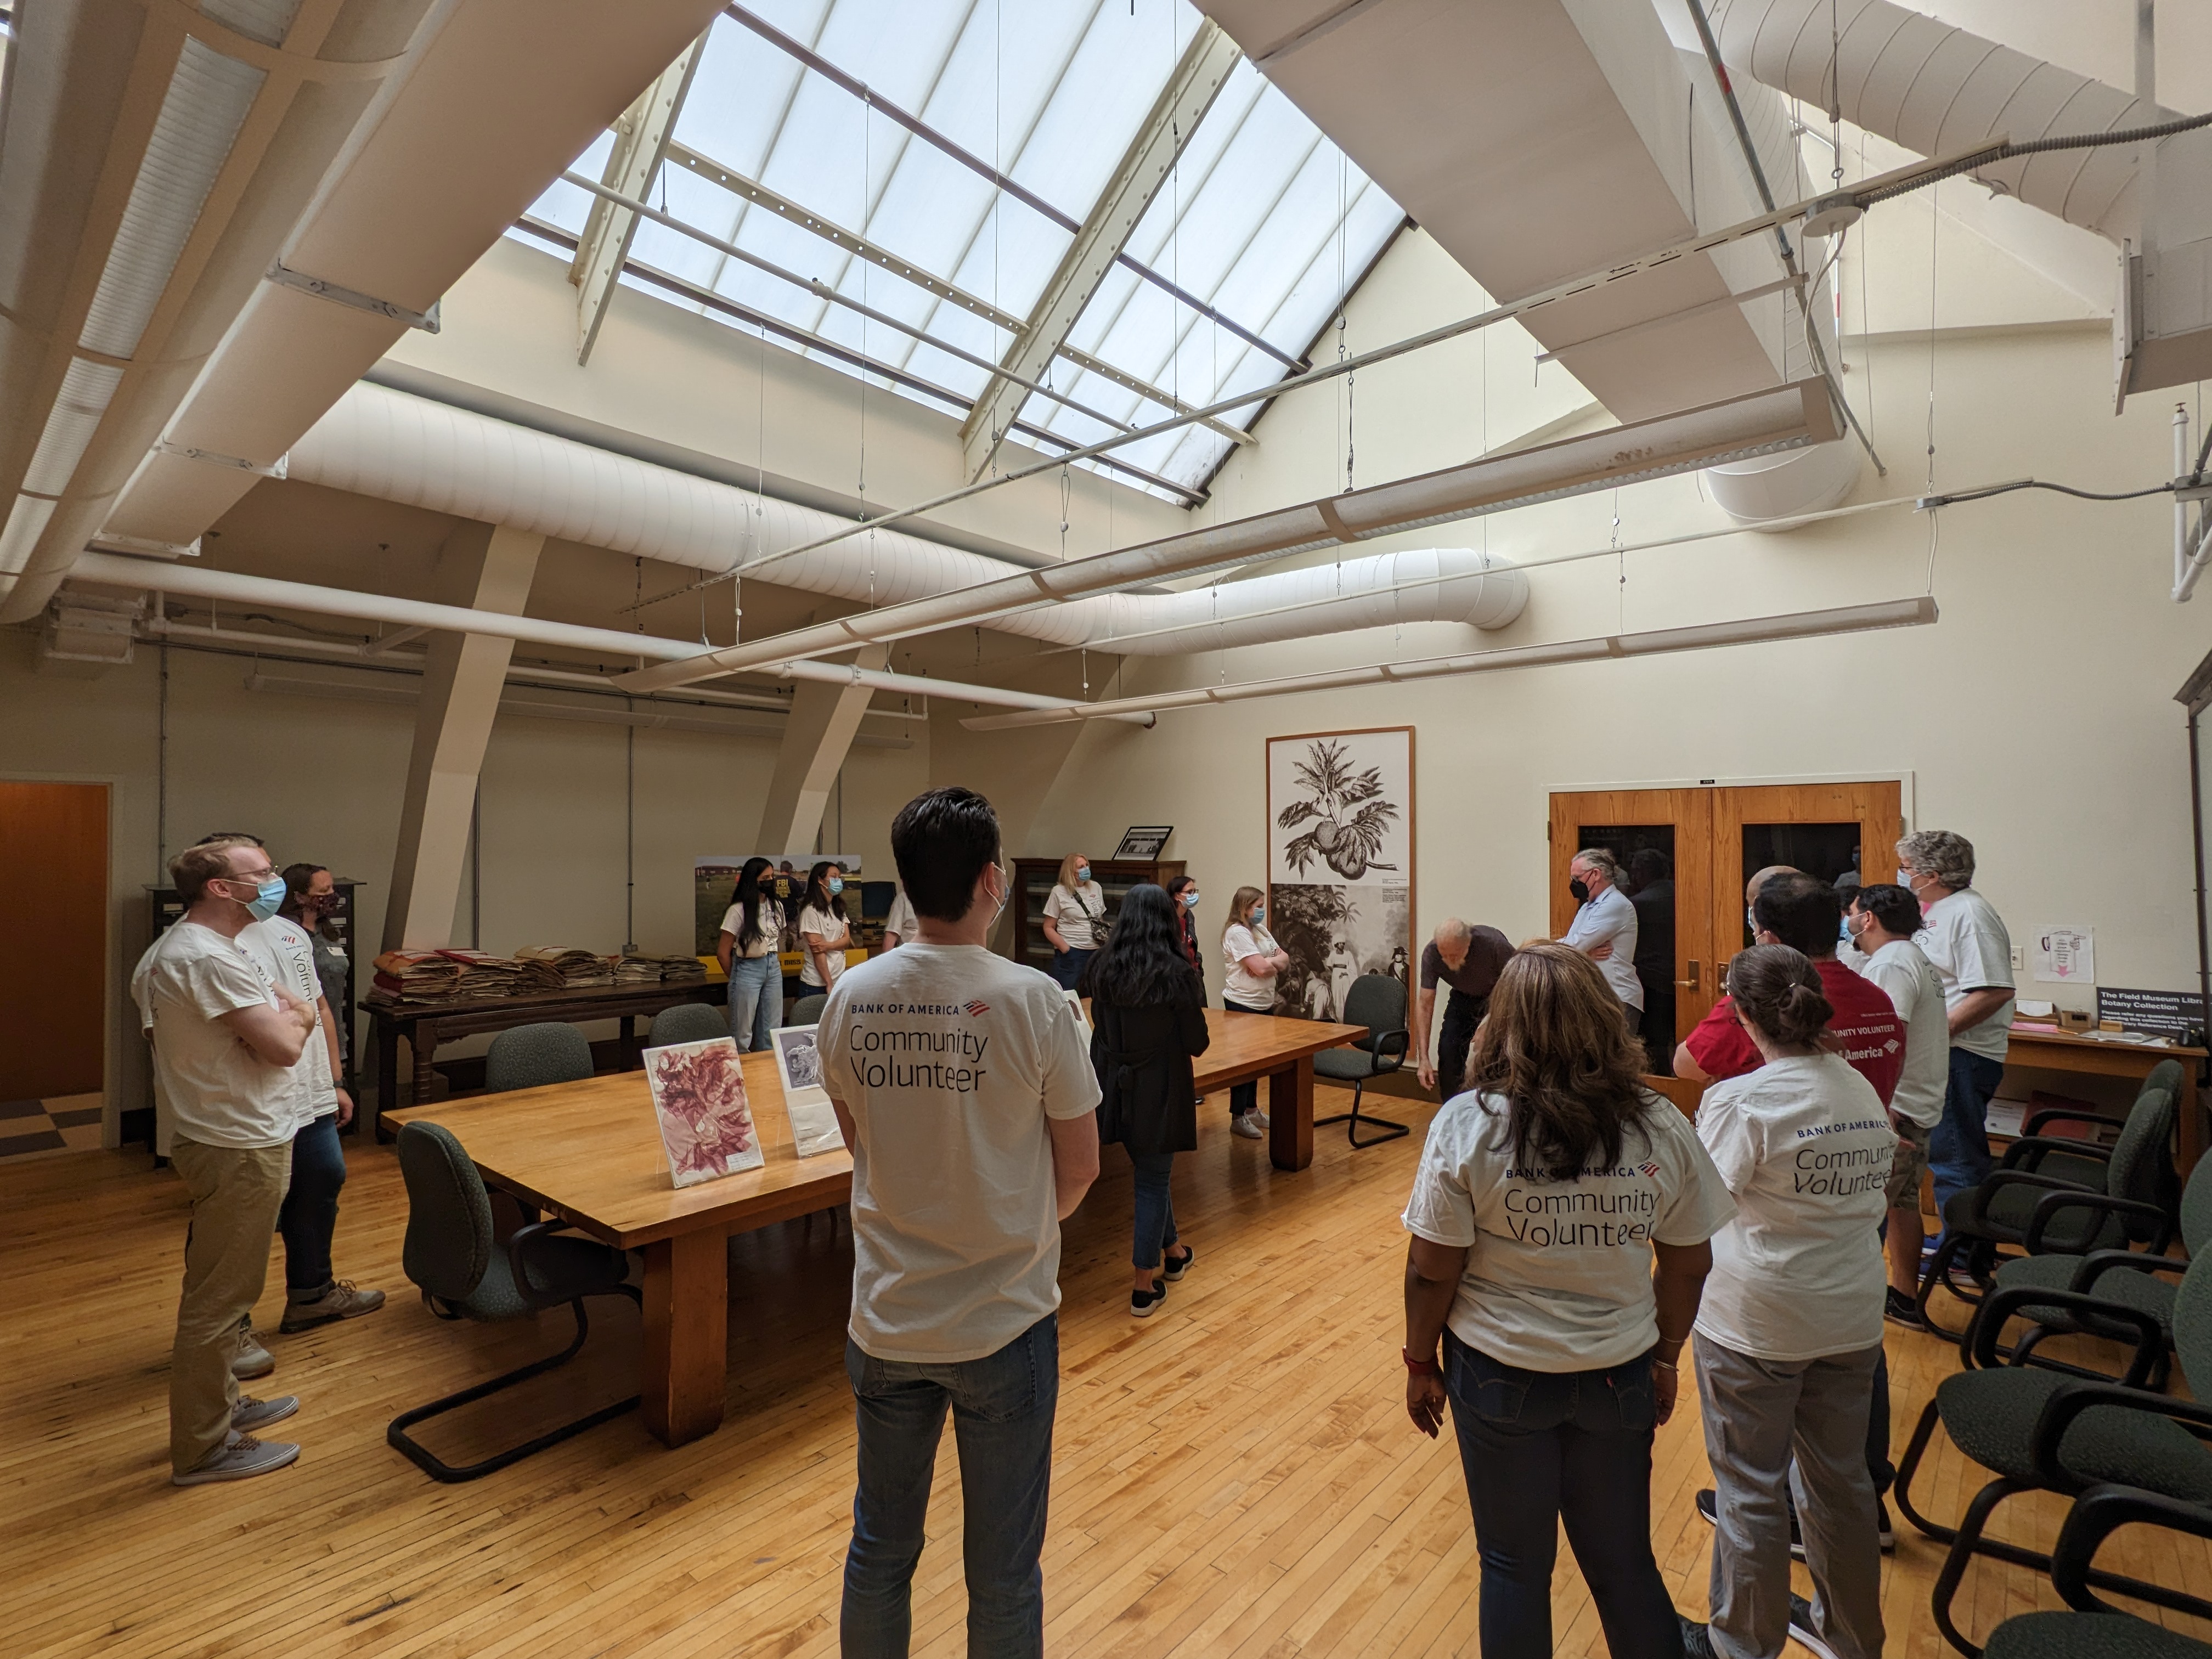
[733,856,774,951]
[1465,941,1656,1175]
[1726,943,1832,1049]
[1223,884,1266,943]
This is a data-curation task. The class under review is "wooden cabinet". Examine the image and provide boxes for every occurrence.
[1010,859,1186,976]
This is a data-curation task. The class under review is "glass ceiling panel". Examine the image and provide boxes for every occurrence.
[511,0,1402,504]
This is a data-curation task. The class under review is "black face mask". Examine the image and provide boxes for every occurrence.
[1568,877,1590,904]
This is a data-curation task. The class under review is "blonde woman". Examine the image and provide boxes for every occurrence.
[1220,885,1288,1138]
[1042,853,1107,991]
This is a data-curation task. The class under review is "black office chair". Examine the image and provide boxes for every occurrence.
[646,1001,730,1049]
[790,993,829,1026]
[1312,973,1412,1147]
[387,1121,640,1483]
[483,1022,594,1092]
[1985,1485,2212,1659]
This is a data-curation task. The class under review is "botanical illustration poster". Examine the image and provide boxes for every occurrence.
[770,1023,843,1159]
[1267,728,1415,1022]
[645,1037,765,1188]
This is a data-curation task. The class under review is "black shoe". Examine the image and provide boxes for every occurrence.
[1130,1279,1167,1318]
[1678,1615,1720,1659]
[1877,1499,1895,1553]
[1787,1593,1842,1659]
[1695,1487,1805,1561]
[1884,1287,1925,1329]
[1162,1244,1194,1283]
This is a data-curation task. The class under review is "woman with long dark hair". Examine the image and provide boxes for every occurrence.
[1164,874,1203,972]
[1084,883,1210,1318]
[1401,942,1735,1659]
[716,856,785,1049]
[798,860,852,991]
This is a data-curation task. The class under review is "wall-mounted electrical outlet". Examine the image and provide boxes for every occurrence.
[2011,945,2025,971]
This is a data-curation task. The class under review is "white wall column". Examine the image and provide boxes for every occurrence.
[381,523,545,950]
[755,644,889,853]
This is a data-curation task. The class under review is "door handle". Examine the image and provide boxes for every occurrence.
[1674,960,1701,991]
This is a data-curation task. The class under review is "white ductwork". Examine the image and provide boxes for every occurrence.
[274,380,1529,655]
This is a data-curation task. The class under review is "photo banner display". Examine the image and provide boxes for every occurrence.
[1266,727,1415,1022]
[694,853,865,957]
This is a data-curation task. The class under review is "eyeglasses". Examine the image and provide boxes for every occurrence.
[225,866,279,884]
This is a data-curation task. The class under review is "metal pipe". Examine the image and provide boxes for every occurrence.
[2178,403,2193,598]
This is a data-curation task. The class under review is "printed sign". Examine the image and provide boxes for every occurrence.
[2032,926,2095,984]
[2095,986,2207,1041]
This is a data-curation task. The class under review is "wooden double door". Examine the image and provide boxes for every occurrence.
[1547,781,1904,1062]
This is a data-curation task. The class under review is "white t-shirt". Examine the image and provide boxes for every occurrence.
[1044,882,1106,950]
[1566,885,1643,1010]
[1853,938,1948,1128]
[1221,921,1279,1007]
[884,889,919,944]
[240,916,338,1127]
[1694,1053,1895,1362]
[818,944,1102,1362]
[1917,888,2015,1061]
[798,902,851,986]
[1402,1090,1736,1372]
[718,898,784,960]
[129,921,295,1153]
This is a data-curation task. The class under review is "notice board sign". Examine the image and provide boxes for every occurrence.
[2095,986,2208,1040]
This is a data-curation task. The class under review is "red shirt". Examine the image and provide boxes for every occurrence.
[1685,955,1903,1105]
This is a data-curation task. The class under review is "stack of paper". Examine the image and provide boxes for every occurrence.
[614,955,664,986]
[514,947,616,990]
[436,951,530,998]
[371,951,464,1001]
[617,951,707,985]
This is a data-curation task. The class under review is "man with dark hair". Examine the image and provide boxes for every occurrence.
[817,787,1101,1657]
[131,839,320,1485]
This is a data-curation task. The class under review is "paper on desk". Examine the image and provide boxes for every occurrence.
[2032,927,2094,984]
[772,1023,844,1158]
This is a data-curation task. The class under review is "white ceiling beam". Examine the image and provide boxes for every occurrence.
[571,32,709,366]
[959,20,1242,484]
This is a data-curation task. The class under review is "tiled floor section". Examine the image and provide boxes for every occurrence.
[0,1093,104,1161]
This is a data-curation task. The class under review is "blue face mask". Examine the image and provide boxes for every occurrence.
[242,875,286,922]
[1074,864,1091,883]
[827,876,844,896]
[1181,890,1200,909]
[1250,907,1265,926]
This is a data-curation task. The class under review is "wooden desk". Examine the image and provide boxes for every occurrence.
[388,1049,847,1448]
[2002,1028,2208,1170]
[1192,1008,1367,1171]
[363,979,725,1139]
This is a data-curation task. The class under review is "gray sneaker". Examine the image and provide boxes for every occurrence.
[171,1432,300,1486]
[232,1395,299,1433]
[1230,1114,1264,1139]
[279,1278,387,1333]
[231,1320,274,1380]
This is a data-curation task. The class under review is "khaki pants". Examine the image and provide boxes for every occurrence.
[170,1137,291,1474]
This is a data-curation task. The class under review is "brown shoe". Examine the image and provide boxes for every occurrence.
[279,1279,387,1333]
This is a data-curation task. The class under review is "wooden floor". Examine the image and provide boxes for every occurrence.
[7,1089,2211,1658]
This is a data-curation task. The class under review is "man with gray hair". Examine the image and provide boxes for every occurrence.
[1564,848,1643,1034]
[1895,830,2015,1215]
[1414,917,1514,1098]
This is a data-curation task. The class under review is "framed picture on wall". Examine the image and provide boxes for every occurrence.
[1266,727,1415,1022]
[1113,825,1173,860]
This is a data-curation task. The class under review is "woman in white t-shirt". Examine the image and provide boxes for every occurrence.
[1681,945,1894,1659]
[1401,941,1735,1659]
[716,857,785,1049]
[797,861,852,990]
[1041,853,1108,991]
[1219,884,1288,1138]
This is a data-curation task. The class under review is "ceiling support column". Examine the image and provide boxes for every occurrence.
[754,643,889,854]
[381,523,545,951]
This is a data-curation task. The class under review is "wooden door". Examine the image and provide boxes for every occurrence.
[1709,782,1903,961]
[0,782,107,1102]
[1548,789,1718,1057]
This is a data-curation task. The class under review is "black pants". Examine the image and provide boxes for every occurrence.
[1437,989,1486,1098]
[1223,995,1271,1115]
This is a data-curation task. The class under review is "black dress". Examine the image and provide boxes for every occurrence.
[1090,979,1211,1158]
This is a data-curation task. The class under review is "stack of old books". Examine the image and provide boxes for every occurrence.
[371,950,465,1001]
[514,946,616,990]
[436,951,530,998]
[617,951,708,985]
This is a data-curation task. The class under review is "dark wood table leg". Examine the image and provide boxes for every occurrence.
[619,1014,636,1070]
[641,1231,729,1446]
[1268,1057,1315,1172]
[411,1026,438,1111]
[373,1014,399,1142]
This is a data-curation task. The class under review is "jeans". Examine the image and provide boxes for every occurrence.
[1130,1152,1179,1271]
[843,1314,1059,1659]
[1931,1048,2006,1217]
[1442,1331,1683,1659]
[278,1111,346,1295]
[1223,995,1271,1116]
[1048,947,1094,991]
[1437,989,1485,1098]
[726,953,780,1051]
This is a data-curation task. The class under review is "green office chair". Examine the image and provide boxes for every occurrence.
[1917,1061,2183,1337]
[483,1021,594,1092]
[1894,1246,2212,1654]
[1313,974,1412,1147]
[387,1121,640,1483]
[1985,1486,2212,1659]
[646,1001,730,1049]
[790,993,829,1026]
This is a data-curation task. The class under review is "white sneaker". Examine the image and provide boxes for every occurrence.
[1231,1115,1263,1139]
[232,1395,299,1433]
[172,1431,300,1486]
[1253,1109,1271,1128]
[231,1319,274,1381]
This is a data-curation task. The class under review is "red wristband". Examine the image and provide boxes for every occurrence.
[1402,1347,1440,1376]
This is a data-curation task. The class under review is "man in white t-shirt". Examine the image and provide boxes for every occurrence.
[1563,848,1643,1033]
[819,787,1101,1657]
[1895,831,2015,1217]
[131,840,320,1486]
[882,887,918,947]
[1844,882,1951,1322]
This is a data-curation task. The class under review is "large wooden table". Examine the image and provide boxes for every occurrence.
[386,1007,1364,1447]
